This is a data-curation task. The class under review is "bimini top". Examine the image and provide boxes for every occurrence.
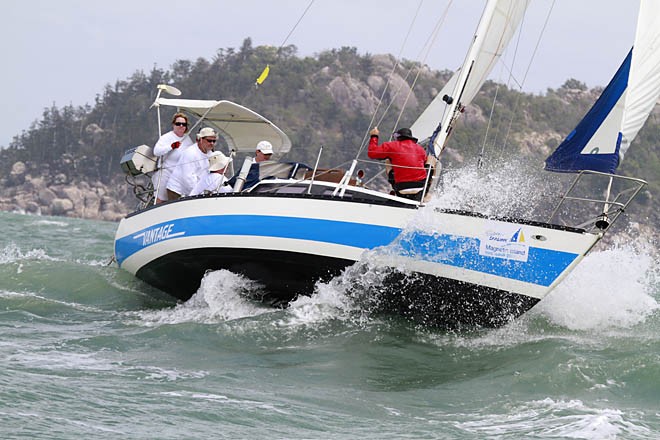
[156,98,292,154]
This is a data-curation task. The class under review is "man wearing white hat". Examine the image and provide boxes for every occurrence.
[190,151,233,196]
[227,140,276,190]
[166,127,218,200]
[254,140,274,163]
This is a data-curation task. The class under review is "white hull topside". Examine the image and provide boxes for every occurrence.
[114,192,600,305]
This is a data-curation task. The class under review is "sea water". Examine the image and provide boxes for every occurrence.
[0,186,658,439]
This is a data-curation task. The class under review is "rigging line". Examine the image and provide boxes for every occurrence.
[357,0,453,158]
[484,0,529,161]
[244,0,315,103]
[277,0,315,52]
[393,0,452,133]
[478,81,501,169]
[355,0,425,159]
[500,0,556,155]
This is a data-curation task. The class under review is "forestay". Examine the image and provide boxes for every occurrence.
[155,98,292,154]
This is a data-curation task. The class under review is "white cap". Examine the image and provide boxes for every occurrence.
[208,151,230,171]
[256,140,274,155]
[197,127,217,140]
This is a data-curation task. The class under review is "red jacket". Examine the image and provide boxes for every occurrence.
[368,135,427,183]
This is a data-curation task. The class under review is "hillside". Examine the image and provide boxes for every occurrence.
[0,39,657,231]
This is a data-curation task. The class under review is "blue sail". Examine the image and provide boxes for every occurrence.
[545,49,632,174]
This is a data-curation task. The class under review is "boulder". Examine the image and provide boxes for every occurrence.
[367,75,385,93]
[12,192,36,211]
[8,161,27,185]
[83,192,101,219]
[38,188,58,205]
[10,161,26,176]
[99,210,124,222]
[25,201,40,214]
[61,187,84,209]
[327,75,380,115]
[24,176,46,192]
[386,73,418,110]
[51,198,74,215]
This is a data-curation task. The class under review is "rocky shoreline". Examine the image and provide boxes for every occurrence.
[0,161,130,222]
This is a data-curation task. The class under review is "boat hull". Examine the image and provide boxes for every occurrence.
[114,193,599,328]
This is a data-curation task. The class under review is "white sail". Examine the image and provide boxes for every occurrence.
[412,0,529,157]
[545,0,660,173]
[410,70,460,144]
[619,0,660,160]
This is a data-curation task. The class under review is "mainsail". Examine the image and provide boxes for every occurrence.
[411,0,530,157]
[545,0,660,174]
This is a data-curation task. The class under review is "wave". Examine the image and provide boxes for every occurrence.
[453,397,653,439]
[0,243,58,265]
[533,242,659,331]
[132,270,273,326]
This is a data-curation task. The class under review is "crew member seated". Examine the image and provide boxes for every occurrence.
[367,127,429,201]
[228,140,276,190]
[190,151,233,196]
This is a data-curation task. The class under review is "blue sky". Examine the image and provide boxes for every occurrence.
[3,0,638,147]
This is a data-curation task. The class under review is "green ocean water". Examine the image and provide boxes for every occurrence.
[0,209,658,439]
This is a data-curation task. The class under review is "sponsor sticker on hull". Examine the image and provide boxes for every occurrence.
[479,222,529,262]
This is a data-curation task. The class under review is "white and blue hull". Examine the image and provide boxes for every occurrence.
[114,190,600,328]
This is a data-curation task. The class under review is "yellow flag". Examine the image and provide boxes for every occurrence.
[255,65,270,86]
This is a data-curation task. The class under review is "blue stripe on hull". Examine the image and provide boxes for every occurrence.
[115,215,402,265]
[115,214,579,287]
[395,234,577,287]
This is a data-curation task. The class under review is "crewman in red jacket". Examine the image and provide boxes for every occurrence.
[368,127,429,200]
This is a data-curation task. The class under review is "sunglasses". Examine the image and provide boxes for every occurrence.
[174,122,188,127]
[204,138,217,144]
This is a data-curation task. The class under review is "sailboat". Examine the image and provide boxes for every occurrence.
[113,0,651,329]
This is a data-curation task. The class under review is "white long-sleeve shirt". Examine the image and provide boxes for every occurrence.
[151,131,195,200]
[166,145,212,197]
[152,130,194,171]
[190,173,233,196]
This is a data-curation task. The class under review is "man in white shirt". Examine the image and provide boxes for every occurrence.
[190,151,233,196]
[166,127,217,200]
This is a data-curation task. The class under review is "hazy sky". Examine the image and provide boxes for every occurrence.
[4,0,638,147]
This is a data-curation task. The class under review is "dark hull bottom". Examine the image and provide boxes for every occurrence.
[136,248,351,301]
[135,248,539,329]
[372,272,539,329]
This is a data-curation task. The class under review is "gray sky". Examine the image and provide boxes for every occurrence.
[4,0,638,147]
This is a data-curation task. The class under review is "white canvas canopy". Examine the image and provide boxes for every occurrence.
[155,98,292,154]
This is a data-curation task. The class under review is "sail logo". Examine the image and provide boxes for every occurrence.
[510,228,525,243]
[133,223,185,247]
[479,224,529,262]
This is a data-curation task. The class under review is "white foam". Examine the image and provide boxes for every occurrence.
[286,279,354,325]
[285,253,400,328]
[454,398,652,439]
[0,243,57,264]
[534,243,659,330]
[134,270,273,325]
[31,219,69,227]
[423,159,558,220]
